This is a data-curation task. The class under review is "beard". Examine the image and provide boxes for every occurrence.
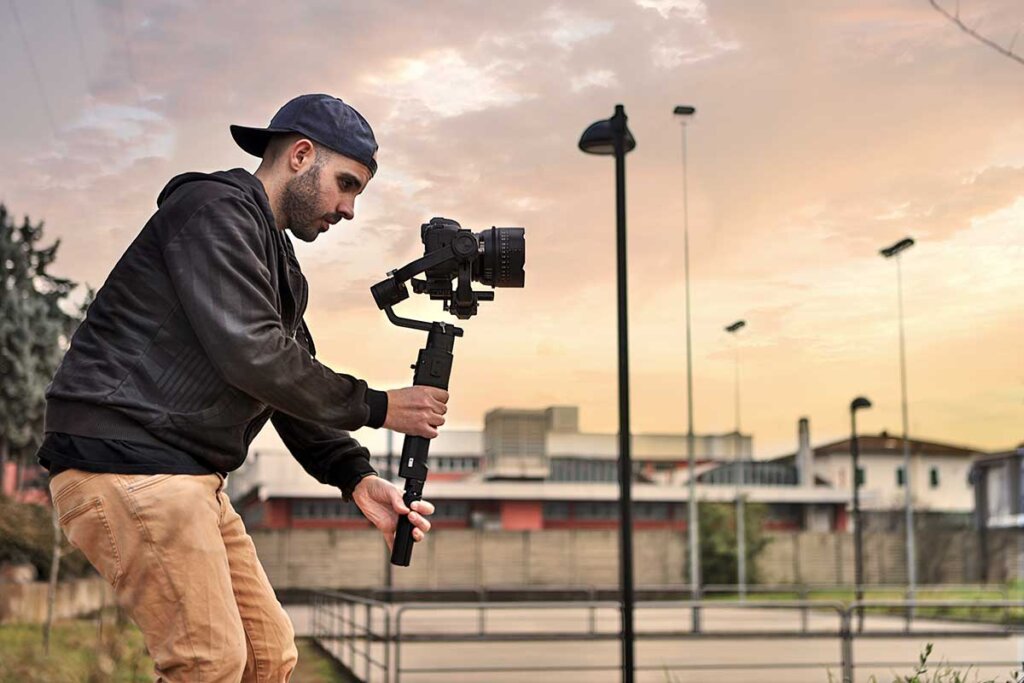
[280,162,327,243]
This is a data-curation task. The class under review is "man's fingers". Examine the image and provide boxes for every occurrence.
[391,490,410,515]
[408,511,432,533]
[411,500,435,516]
[427,388,449,404]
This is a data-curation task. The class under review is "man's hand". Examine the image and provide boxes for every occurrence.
[383,387,449,438]
[351,475,434,550]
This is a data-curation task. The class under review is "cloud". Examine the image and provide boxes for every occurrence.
[363,49,530,119]
[571,69,618,91]
[0,0,1021,454]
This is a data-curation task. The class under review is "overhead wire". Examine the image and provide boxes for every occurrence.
[7,0,59,137]
[114,0,144,106]
[65,0,93,88]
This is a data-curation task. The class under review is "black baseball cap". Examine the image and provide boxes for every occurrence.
[231,94,378,176]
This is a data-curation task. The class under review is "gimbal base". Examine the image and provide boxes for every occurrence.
[389,311,462,567]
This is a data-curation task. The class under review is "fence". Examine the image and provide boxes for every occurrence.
[252,527,1020,591]
[310,587,1024,683]
[0,579,112,624]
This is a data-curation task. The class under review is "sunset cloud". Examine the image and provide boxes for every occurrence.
[0,0,1020,458]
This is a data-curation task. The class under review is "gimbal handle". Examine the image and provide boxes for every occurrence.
[390,316,461,566]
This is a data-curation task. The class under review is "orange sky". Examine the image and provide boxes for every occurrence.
[1,0,1020,458]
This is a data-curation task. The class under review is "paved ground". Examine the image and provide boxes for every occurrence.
[287,603,1024,683]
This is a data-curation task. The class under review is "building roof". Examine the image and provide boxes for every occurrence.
[773,432,983,462]
[227,450,849,505]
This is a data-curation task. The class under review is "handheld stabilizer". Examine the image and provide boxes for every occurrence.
[371,217,525,566]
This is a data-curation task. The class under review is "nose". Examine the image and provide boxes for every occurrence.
[337,197,354,221]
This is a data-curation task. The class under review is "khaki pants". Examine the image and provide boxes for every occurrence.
[50,469,297,682]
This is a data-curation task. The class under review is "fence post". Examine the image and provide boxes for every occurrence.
[800,584,808,633]
[840,608,854,683]
[365,602,372,683]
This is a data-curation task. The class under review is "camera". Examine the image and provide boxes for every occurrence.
[372,217,525,319]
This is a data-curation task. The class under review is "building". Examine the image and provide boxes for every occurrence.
[772,423,983,530]
[227,406,850,533]
[971,445,1024,529]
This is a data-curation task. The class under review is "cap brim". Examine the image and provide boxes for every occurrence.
[230,125,295,158]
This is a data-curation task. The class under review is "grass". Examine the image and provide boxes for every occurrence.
[705,585,1024,624]
[0,614,347,683]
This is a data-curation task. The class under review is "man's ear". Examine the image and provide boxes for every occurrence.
[288,138,316,172]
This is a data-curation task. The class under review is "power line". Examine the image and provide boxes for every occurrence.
[65,0,93,87]
[114,0,144,105]
[7,0,58,137]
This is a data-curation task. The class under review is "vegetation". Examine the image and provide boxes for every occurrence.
[0,204,89,495]
[0,495,91,580]
[0,614,345,682]
[697,501,771,586]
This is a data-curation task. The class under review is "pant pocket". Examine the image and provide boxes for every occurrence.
[58,498,124,587]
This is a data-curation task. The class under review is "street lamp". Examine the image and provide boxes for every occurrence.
[725,319,746,601]
[879,236,916,617]
[673,103,701,632]
[384,429,395,599]
[579,103,637,683]
[850,396,872,633]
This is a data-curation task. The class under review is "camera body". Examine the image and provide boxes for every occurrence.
[372,217,525,319]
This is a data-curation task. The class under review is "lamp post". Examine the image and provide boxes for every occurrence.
[850,396,872,633]
[879,237,916,618]
[673,103,701,631]
[384,429,394,598]
[725,319,746,601]
[579,103,638,683]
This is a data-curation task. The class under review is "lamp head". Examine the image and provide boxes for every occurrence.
[725,320,746,334]
[850,396,872,412]
[579,104,636,155]
[673,105,696,116]
[880,237,914,258]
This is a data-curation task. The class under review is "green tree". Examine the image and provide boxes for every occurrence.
[698,501,772,586]
[0,204,82,495]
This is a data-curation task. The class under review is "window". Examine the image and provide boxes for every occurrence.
[635,503,669,521]
[292,499,364,519]
[896,466,905,487]
[575,502,616,520]
[543,502,569,520]
[930,467,940,488]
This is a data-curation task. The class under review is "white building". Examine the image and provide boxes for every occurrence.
[775,428,981,516]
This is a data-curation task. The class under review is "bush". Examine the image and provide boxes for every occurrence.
[0,495,92,580]
[698,501,771,586]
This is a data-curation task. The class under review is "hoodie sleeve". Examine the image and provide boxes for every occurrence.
[272,411,378,499]
[161,195,388,430]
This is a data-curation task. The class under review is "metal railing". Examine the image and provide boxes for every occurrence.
[310,588,1024,683]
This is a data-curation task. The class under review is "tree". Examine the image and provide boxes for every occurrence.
[698,501,772,586]
[929,0,1024,66]
[0,204,81,495]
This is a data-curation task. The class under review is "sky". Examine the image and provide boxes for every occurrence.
[0,0,1021,459]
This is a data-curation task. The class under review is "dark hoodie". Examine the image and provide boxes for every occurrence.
[43,169,385,496]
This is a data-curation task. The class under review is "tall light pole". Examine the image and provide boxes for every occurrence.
[579,104,638,683]
[384,429,394,597]
[674,103,701,631]
[879,237,916,617]
[850,396,872,633]
[725,319,746,601]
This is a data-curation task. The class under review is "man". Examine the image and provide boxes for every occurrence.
[38,94,444,681]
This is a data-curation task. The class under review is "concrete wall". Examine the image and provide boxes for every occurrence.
[251,527,1019,590]
[0,579,113,624]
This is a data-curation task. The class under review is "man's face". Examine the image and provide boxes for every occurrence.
[280,148,371,243]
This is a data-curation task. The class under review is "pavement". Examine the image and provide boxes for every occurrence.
[287,602,1024,683]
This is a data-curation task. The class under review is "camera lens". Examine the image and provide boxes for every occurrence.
[477,227,525,288]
